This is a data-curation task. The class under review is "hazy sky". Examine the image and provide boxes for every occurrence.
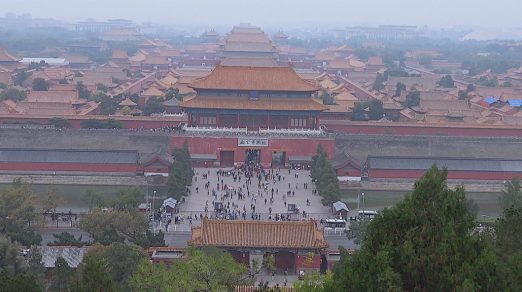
[3,0,521,29]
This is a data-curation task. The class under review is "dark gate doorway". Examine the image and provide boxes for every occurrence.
[220,150,234,167]
[275,251,295,273]
[271,151,286,167]
[245,149,261,165]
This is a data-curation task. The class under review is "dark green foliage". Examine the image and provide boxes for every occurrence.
[112,187,144,211]
[502,81,513,87]
[76,81,91,99]
[13,71,28,86]
[404,90,421,108]
[96,83,108,93]
[321,90,335,105]
[130,247,248,291]
[351,103,367,121]
[31,78,49,91]
[477,76,498,87]
[93,93,119,115]
[81,118,123,129]
[326,166,507,291]
[0,87,27,101]
[0,181,41,246]
[165,87,182,101]
[394,82,406,97]
[49,232,86,247]
[0,269,43,292]
[372,72,386,91]
[499,177,522,210]
[103,243,148,290]
[0,82,7,89]
[143,96,165,115]
[167,140,194,200]
[132,230,166,249]
[458,90,469,100]
[311,145,340,205]
[368,98,384,120]
[49,257,73,292]
[74,254,114,292]
[466,83,476,92]
[438,74,455,88]
[48,117,70,128]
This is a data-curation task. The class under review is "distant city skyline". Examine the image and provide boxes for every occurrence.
[1,0,521,30]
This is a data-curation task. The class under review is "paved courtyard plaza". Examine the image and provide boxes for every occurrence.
[178,167,331,223]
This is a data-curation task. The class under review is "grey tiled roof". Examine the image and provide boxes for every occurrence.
[38,246,88,268]
[368,156,522,172]
[0,149,138,164]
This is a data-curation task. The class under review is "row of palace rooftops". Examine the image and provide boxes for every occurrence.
[1,24,522,125]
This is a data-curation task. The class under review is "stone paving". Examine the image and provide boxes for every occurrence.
[178,167,331,224]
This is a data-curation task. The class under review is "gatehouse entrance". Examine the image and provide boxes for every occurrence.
[245,149,261,165]
[271,151,286,167]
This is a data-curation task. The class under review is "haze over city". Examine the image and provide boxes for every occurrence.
[2,0,522,290]
[3,0,522,28]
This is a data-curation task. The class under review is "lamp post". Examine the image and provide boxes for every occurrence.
[361,192,365,222]
[152,190,157,233]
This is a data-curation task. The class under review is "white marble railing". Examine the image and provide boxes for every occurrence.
[258,127,324,136]
[183,125,248,134]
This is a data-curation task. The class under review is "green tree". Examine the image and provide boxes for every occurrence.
[96,83,108,93]
[104,243,147,290]
[404,91,420,108]
[130,247,248,292]
[438,74,455,88]
[49,232,86,247]
[372,72,385,91]
[143,96,165,115]
[311,145,340,205]
[26,247,46,286]
[327,166,503,291]
[13,71,28,86]
[95,93,119,115]
[0,82,6,89]
[0,180,41,245]
[112,187,144,211]
[167,140,194,200]
[458,90,469,100]
[78,208,161,248]
[295,271,333,292]
[494,207,522,289]
[466,83,476,92]
[0,88,27,101]
[321,90,335,105]
[0,235,25,275]
[351,103,366,121]
[84,189,106,210]
[368,98,384,120]
[499,177,522,210]
[502,81,513,87]
[49,257,74,292]
[76,81,91,99]
[394,82,406,97]
[74,254,113,292]
[48,117,70,128]
[41,186,62,214]
[31,78,49,91]
[0,269,43,292]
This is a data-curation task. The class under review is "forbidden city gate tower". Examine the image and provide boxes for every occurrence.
[181,64,326,130]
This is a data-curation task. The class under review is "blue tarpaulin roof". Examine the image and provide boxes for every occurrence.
[508,99,522,107]
[483,96,498,104]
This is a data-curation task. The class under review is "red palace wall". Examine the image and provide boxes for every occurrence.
[369,169,522,180]
[0,162,138,173]
[323,122,522,137]
[0,115,186,129]
[171,136,335,167]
